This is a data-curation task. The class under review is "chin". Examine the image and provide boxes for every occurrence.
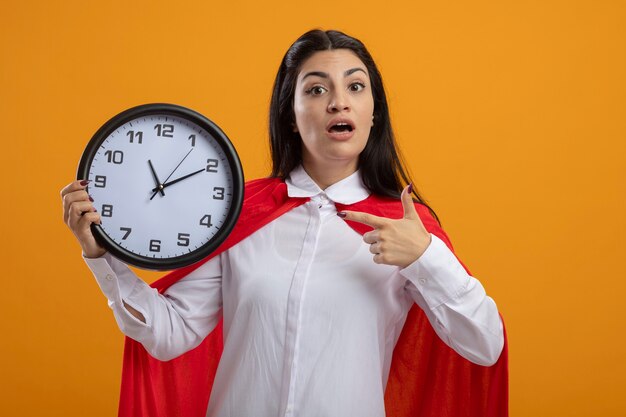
[318,150,363,168]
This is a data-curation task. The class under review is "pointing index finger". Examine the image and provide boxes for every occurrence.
[338,210,387,228]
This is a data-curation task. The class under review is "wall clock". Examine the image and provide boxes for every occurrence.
[77,103,244,270]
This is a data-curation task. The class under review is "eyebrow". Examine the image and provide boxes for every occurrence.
[301,67,367,80]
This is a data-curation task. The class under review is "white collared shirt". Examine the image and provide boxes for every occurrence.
[85,166,504,417]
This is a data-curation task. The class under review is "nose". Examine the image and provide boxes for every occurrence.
[327,90,350,113]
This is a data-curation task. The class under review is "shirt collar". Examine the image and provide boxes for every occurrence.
[285,165,371,205]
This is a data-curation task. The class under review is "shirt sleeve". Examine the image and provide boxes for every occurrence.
[83,252,223,361]
[401,234,504,366]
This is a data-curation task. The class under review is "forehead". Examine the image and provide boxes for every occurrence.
[297,49,369,79]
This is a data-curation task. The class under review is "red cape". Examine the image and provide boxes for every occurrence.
[118,177,508,417]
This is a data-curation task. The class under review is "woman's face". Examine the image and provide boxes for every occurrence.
[293,49,375,174]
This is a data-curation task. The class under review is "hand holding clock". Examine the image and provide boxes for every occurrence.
[61,161,214,260]
[61,180,106,259]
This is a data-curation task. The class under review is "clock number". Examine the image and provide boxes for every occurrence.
[102,204,113,217]
[177,233,190,247]
[127,130,143,144]
[155,123,174,138]
[120,227,132,240]
[104,150,124,164]
[149,239,161,252]
[94,175,107,188]
[212,187,225,200]
[188,134,196,147]
[199,214,213,228]
[206,159,219,173]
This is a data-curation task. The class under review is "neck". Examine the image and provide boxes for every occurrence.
[301,159,358,190]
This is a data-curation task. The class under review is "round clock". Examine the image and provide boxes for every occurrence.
[77,103,244,270]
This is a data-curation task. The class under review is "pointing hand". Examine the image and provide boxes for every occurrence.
[338,185,432,268]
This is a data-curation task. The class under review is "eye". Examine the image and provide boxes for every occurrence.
[349,82,366,92]
[306,86,327,96]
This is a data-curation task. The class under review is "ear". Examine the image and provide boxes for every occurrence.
[292,122,299,133]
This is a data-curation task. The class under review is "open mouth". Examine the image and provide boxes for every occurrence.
[328,122,354,133]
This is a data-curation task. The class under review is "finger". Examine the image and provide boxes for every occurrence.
[68,200,95,228]
[363,230,380,244]
[68,201,96,229]
[77,211,101,232]
[63,190,92,224]
[75,212,102,245]
[339,210,387,228]
[402,184,419,220]
[369,242,382,255]
[62,180,91,223]
[60,180,90,198]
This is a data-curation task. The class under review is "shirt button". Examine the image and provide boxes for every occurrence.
[418,278,427,285]
[105,274,114,281]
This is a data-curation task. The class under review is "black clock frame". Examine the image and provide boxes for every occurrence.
[77,103,244,270]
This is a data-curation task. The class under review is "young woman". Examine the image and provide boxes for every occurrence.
[62,30,506,417]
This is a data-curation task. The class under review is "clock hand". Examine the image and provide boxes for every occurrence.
[148,160,165,197]
[149,148,194,200]
[152,168,205,192]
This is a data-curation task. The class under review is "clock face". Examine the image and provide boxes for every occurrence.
[77,104,244,270]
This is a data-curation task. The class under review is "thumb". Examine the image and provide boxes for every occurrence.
[402,183,419,220]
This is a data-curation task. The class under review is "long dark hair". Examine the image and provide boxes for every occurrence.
[269,29,439,223]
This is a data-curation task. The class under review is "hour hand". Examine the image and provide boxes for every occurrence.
[148,160,165,198]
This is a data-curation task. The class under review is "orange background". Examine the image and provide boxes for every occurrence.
[1,0,625,416]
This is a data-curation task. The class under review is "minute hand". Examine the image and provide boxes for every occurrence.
[152,168,205,192]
